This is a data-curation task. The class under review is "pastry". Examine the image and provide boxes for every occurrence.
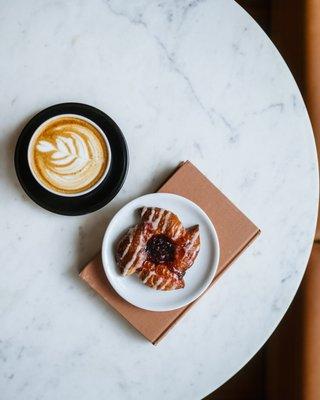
[115,207,200,290]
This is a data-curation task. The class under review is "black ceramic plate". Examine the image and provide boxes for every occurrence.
[14,103,129,216]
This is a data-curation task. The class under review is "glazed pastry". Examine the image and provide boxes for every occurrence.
[115,207,200,290]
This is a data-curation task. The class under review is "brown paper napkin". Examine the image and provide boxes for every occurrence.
[80,161,260,344]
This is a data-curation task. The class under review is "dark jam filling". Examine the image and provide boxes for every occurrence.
[146,234,175,264]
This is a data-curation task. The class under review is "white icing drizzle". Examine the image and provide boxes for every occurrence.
[151,208,164,230]
[154,277,163,289]
[159,280,168,290]
[122,234,144,275]
[161,211,171,233]
[172,225,182,240]
[142,270,156,284]
[185,230,200,251]
[141,207,147,217]
[147,208,155,223]
[120,227,135,260]
[134,253,145,270]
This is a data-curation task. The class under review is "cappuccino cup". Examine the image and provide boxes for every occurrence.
[27,114,111,197]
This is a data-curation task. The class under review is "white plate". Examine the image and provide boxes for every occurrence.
[101,193,220,311]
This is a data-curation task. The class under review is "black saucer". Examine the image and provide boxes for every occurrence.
[14,103,129,216]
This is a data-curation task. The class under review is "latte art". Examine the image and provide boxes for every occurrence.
[28,116,109,195]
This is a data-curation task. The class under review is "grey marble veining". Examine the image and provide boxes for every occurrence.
[0,0,318,399]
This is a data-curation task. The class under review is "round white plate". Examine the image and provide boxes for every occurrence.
[101,193,220,311]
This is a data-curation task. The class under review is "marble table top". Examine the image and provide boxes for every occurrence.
[0,0,318,399]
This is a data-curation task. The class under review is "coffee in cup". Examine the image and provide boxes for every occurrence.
[28,114,111,196]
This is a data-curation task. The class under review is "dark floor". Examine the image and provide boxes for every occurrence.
[237,0,271,34]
